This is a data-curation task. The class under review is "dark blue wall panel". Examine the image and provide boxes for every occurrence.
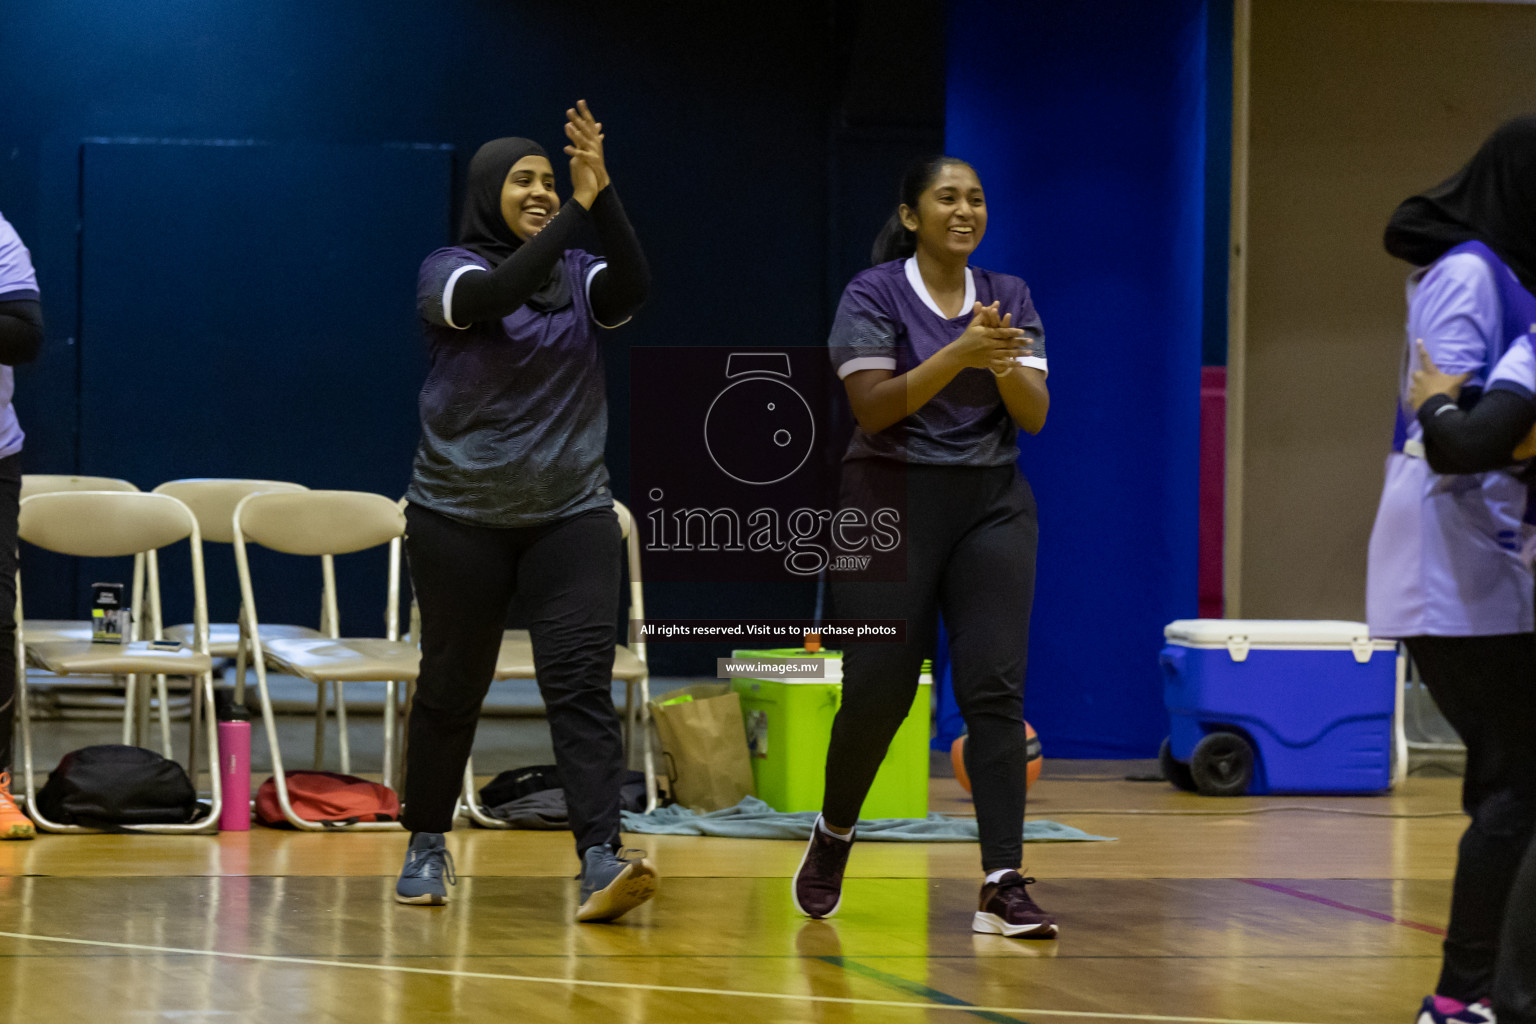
[947,0,1208,756]
[0,1,853,661]
[72,140,448,631]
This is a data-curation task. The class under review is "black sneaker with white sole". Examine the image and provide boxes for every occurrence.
[577,846,659,923]
[973,871,1058,938]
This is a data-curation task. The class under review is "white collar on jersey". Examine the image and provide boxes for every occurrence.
[905,256,976,321]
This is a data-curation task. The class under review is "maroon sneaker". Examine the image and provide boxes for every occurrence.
[973,872,1058,938]
[792,819,854,918]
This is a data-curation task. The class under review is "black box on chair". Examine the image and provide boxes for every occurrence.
[91,582,128,644]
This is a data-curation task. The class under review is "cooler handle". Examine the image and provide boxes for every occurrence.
[1159,648,1186,679]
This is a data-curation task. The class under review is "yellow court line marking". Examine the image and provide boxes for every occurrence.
[0,929,1331,1024]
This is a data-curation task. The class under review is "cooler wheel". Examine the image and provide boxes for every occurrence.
[1189,731,1255,797]
[1159,737,1197,792]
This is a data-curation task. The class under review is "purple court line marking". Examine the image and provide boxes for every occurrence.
[1241,880,1447,937]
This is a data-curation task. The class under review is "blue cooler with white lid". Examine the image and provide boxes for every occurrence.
[1160,620,1399,796]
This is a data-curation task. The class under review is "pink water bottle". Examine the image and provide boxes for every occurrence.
[214,690,252,832]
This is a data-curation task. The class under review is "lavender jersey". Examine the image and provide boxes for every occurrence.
[1367,245,1536,637]
[828,257,1047,465]
[1487,335,1536,403]
[0,212,35,460]
[406,246,616,527]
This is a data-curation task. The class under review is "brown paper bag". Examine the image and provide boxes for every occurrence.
[649,683,756,812]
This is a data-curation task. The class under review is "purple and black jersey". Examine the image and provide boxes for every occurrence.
[406,245,616,528]
[0,212,36,459]
[828,257,1047,466]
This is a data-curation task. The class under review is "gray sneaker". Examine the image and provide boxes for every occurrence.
[395,832,456,906]
[576,846,658,923]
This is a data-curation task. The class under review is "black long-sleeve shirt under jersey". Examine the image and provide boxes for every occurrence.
[1418,388,1536,476]
[449,185,648,327]
[0,300,42,366]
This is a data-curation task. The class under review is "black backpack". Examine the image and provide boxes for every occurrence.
[478,763,651,816]
[37,745,200,829]
[479,764,564,808]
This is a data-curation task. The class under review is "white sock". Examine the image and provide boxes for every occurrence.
[816,815,853,842]
[985,869,1014,885]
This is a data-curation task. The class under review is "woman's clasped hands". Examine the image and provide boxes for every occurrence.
[948,301,1029,377]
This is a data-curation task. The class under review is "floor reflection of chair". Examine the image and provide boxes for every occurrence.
[459,499,658,824]
[234,489,418,830]
[15,490,222,833]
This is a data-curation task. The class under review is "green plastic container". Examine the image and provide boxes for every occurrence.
[729,648,930,818]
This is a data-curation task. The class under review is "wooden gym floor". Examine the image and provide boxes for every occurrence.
[0,723,1468,1024]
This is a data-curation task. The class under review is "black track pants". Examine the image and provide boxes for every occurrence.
[1404,634,1536,1004]
[401,502,625,858]
[0,453,20,773]
[823,461,1036,873]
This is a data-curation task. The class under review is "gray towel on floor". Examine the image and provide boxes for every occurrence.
[619,796,1112,842]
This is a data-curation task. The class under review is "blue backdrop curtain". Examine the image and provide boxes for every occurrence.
[942,0,1209,757]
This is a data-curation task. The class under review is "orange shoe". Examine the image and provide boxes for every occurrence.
[0,772,36,839]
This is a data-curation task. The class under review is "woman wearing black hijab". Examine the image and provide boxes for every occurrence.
[1368,115,1536,1024]
[395,102,657,923]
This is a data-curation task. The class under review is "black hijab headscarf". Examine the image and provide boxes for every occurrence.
[1384,115,1536,295]
[458,137,571,311]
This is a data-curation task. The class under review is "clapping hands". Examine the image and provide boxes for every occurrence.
[564,99,609,209]
[949,301,1028,376]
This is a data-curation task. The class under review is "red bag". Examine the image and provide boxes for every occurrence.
[255,771,400,827]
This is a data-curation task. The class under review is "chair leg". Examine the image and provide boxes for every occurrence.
[156,673,173,759]
[191,671,223,832]
[382,679,397,792]
[638,674,658,813]
[188,672,202,781]
[461,756,510,828]
[312,680,327,769]
[136,672,152,748]
[120,674,136,745]
[1392,645,1409,790]
[16,652,75,833]
[334,681,350,775]
[233,637,249,705]
[397,679,414,796]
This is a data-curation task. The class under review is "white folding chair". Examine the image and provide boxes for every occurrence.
[15,475,166,749]
[151,479,324,773]
[234,489,418,831]
[460,499,659,824]
[16,490,221,833]
[21,476,142,643]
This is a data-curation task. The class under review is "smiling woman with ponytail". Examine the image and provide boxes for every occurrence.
[792,155,1058,939]
[868,156,959,265]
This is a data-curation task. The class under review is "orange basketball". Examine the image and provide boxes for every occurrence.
[952,722,1042,794]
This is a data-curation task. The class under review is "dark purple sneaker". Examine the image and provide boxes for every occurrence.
[973,872,1058,938]
[792,819,854,918]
